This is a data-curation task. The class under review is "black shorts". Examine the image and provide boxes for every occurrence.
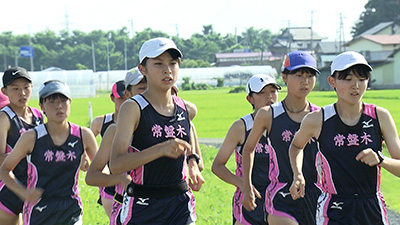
[266,183,321,225]
[0,186,23,215]
[316,192,388,225]
[23,197,82,225]
[116,190,196,225]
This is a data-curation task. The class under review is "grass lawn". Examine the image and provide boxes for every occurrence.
[28,87,400,224]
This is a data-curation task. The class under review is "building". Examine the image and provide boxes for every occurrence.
[270,27,324,57]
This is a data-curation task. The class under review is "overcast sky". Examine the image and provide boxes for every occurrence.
[2,0,368,42]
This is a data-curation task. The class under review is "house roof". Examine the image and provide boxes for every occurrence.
[285,28,323,41]
[215,52,272,59]
[316,41,342,54]
[355,21,394,39]
[362,34,400,45]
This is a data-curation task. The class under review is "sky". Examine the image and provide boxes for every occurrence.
[2,0,369,42]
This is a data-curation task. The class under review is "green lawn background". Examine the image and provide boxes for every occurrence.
[28,87,400,224]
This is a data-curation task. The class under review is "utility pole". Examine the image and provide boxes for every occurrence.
[124,37,127,70]
[339,13,345,52]
[310,10,314,52]
[14,48,18,67]
[29,26,34,71]
[91,41,96,72]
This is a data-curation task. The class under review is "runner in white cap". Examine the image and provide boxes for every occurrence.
[213,74,280,225]
[289,51,400,225]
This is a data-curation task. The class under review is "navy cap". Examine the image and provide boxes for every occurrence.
[282,51,320,74]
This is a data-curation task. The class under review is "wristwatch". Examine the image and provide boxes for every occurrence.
[377,151,385,165]
[186,153,200,164]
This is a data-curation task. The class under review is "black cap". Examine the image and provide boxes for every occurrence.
[2,67,32,87]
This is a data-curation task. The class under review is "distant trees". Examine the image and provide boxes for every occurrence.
[352,0,400,37]
[0,25,275,72]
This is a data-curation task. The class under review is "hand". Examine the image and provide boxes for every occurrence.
[79,153,90,172]
[356,148,381,166]
[24,187,44,204]
[188,161,205,191]
[119,174,132,191]
[290,174,305,200]
[241,189,257,211]
[161,138,191,159]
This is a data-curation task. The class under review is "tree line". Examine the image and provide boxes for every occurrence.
[1,0,398,72]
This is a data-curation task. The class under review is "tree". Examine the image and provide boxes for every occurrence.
[352,0,400,37]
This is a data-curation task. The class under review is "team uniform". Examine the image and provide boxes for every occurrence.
[315,103,388,225]
[0,106,43,215]
[23,122,84,225]
[266,101,321,224]
[233,114,269,225]
[116,94,195,225]
[97,113,117,204]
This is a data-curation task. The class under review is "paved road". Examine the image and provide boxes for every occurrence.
[199,138,400,224]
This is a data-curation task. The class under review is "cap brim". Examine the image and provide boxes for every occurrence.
[331,63,373,75]
[286,65,320,74]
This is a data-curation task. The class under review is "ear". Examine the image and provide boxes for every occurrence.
[138,64,147,76]
[124,90,131,98]
[327,76,336,89]
[246,95,253,105]
[282,73,288,84]
[1,87,7,95]
[110,95,115,103]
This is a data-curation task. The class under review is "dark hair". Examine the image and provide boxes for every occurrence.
[40,93,69,104]
[332,64,371,80]
[283,67,317,76]
[141,49,181,67]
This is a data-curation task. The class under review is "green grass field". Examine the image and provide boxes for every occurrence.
[28,87,400,224]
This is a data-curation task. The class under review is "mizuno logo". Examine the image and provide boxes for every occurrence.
[362,119,373,128]
[35,205,47,212]
[176,112,186,121]
[136,198,149,206]
[331,201,343,210]
[12,71,19,76]
[68,140,79,148]
[278,192,291,198]
[159,43,166,46]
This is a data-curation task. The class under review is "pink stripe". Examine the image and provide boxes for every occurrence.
[110,201,122,225]
[99,187,113,199]
[173,96,186,111]
[364,104,376,119]
[0,201,16,215]
[112,83,120,98]
[316,151,337,194]
[185,190,197,223]
[23,201,36,225]
[130,147,143,185]
[377,191,389,224]
[72,167,82,210]
[271,210,298,223]
[29,107,43,119]
[121,196,135,225]
[5,144,12,154]
[310,103,321,112]
[70,123,81,138]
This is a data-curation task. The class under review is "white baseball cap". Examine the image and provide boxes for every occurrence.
[125,67,144,89]
[246,74,281,95]
[330,51,373,75]
[139,37,182,63]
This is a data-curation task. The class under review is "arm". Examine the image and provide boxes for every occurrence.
[185,102,204,191]
[85,124,131,188]
[289,111,322,199]
[241,107,271,211]
[90,116,104,137]
[110,100,191,175]
[212,119,245,189]
[0,112,11,165]
[356,107,400,177]
[0,130,42,203]
[190,122,203,171]
[82,126,98,161]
